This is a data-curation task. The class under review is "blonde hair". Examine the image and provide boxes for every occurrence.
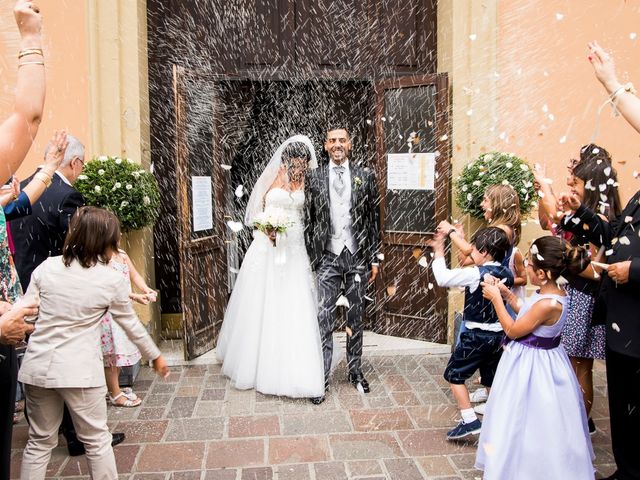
[484,184,521,245]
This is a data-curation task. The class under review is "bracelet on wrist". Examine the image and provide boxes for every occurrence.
[18,49,43,59]
[18,61,44,68]
[34,171,52,188]
[447,228,457,237]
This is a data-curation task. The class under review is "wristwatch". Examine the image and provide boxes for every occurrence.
[447,228,457,237]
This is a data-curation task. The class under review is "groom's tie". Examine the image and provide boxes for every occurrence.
[333,165,346,197]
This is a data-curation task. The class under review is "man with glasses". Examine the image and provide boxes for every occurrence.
[10,134,126,456]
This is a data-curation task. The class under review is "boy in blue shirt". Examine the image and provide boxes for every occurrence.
[431,226,514,440]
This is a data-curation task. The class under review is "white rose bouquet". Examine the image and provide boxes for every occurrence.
[252,207,293,246]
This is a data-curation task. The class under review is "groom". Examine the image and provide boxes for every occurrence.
[304,126,381,404]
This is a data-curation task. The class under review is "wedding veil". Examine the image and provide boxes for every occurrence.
[243,135,318,225]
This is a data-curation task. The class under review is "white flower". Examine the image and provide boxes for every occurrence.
[125,184,133,190]
[505,162,513,168]
[127,159,135,164]
[467,193,473,201]
[520,164,529,171]
[120,201,129,209]
[78,174,88,180]
[113,182,122,189]
[131,171,141,179]
[98,156,108,161]
[94,185,101,193]
[115,158,122,165]
[98,169,105,175]
[143,196,151,205]
[483,154,494,161]
[501,179,510,185]
[473,180,481,186]
[461,185,468,192]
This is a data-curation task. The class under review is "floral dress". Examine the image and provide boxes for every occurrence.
[0,208,22,303]
[100,252,142,367]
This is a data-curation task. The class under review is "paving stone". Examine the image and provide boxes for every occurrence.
[365,396,397,409]
[201,389,226,401]
[195,401,225,418]
[143,393,172,408]
[180,376,207,386]
[137,407,167,420]
[329,432,404,460]
[131,474,168,480]
[183,366,208,377]
[177,385,203,397]
[384,458,425,479]
[166,397,198,418]
[152,383,179,394]
[269,436,331,464]
[166,417,225,441]
[281,411,352,435]
[203,469,238,480]
[399,429,476,457]
[407,405,459,429]
[228,415,280,437]
[273,464,310,480]
[448,453,476,471]
[416,456,457,477]
[392,391,421,406]
[382,375,412,392]
[350,408,414,432]
[169,471,202,480]
[206,439,264,469]
[313,461,347,480]
[204,374,228,388]
[240,467,272,480]
[115,420,168,443]
[346,460,383,477]
[15,446,77,478]
[138,442,205,472]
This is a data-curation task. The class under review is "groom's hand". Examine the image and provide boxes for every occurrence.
[369,265,379,283]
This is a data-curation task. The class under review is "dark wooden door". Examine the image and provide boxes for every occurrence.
[373,74,450,342]
[173,67,228,359]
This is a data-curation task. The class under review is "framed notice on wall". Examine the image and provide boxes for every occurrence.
[191,176,213,232]
[387,153,436,190]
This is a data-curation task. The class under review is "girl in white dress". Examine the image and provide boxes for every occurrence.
[216,135,324,398]
[475,236,594,479]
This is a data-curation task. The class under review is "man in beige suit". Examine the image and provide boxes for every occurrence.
[17,207,168,480]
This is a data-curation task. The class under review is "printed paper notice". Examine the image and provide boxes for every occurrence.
[192,176,213,232]
[387,153,436,190]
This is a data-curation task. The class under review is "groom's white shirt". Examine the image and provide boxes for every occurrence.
[326,159,357,256]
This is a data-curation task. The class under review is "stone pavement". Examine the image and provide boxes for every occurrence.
[10,355,615,479]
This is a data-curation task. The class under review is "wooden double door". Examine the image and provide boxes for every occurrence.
[172,72,449,359]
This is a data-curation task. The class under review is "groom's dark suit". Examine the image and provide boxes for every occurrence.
[304,161,381,389]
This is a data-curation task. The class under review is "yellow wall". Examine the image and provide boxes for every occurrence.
[0,0,90,178]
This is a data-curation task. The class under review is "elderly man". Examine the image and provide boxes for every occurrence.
[10,135,125,456]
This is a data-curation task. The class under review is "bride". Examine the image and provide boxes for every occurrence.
[216,135,325,398]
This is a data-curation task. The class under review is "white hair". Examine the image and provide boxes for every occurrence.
[44,134,85,167]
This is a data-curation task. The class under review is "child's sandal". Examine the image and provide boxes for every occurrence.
[109,392,142,408]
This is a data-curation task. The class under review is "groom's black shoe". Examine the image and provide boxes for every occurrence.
[348,372,370,393]
[310,396,325,405]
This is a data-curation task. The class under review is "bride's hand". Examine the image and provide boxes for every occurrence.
[267,228,277,246]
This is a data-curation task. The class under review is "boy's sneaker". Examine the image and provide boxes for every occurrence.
[588,418,596,436]
[446,419,482,440]
[469,388,488,403]
[473,403,486,415]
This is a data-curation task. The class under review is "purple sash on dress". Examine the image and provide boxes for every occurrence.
[513,333,561,350]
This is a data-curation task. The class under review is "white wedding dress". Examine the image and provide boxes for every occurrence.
[216,188,325,398]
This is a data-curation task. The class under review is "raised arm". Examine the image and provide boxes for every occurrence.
[589,41,640,135]
[559,193,615,248]
[481,282,557,339]
[0,1,46,184]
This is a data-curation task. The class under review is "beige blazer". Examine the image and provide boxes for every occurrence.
[18,256,161,388]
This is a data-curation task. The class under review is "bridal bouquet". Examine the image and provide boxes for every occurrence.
[252,207,293,245]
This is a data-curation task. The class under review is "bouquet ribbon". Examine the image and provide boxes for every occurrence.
[274,231,287,265]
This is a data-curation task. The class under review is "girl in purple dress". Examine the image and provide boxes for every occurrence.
[475,236,594,479]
